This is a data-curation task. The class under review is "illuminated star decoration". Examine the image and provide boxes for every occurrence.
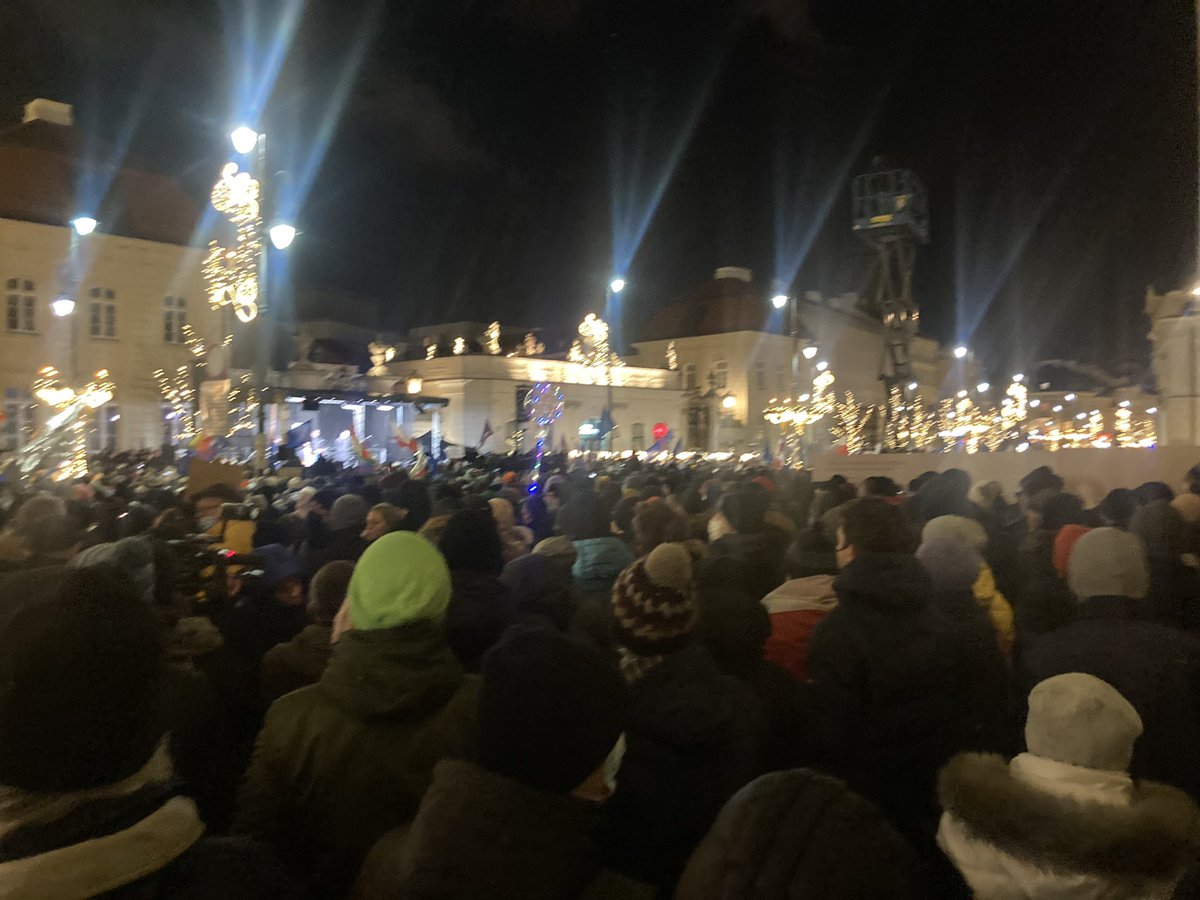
[203,162,262,323]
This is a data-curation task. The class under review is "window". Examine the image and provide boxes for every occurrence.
[631,422,645,452]
[5,278,36,333]
[713,360,728,389]
[88,404,120,453]
[2,389,35,451]
[755,362,766,390]
[89,287,117,338]
[684,364,697,391]
[163,295,187,343]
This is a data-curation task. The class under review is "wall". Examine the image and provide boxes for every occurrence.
[1146,289,1194,446]
[808,446,1200,505]
[0,217,211,449]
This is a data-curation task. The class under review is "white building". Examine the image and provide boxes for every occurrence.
[631,267,954,449]
[0,99,214,452]
[400,352,685,454]
[1146,287,1193,445]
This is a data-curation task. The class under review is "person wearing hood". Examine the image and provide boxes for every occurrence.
[700,485,787,601]
[762,529,840,683]
[355,626,651,900]
[604,543,765,892]
[677,769,917,899]
[807,499,1008,879]
[1130,499,1200,632]
[939,673,1200,898]
[299,493,368,579]
[439,508,514,672]
[260,559,354,706]
[0,566,292,899]
[922,515,1015,658]
[1022,527,1200,801]
[499,551,575,631]
[234,532,479,895]
[558,495,635,596]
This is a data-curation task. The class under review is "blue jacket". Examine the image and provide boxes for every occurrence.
[572,537,635,594]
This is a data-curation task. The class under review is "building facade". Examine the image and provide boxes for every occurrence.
[1146,287,1194,446]
[0,99,214,453]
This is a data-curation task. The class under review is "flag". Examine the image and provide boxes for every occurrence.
[189,433,216,461]
[479,419,495,449]
[648,429,673,454]
[392,422,418,454]
[599,407,615,437]
[349,424,376,465]
[672,437,683,456]
[762,437,773,463]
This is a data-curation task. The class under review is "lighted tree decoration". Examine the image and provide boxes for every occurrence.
[484,321,502,355]
[522,332,546,357]
[666,340,678,371]
[523,382,565,482]
[18,366,115,480]
[453,337,467,356]
[368,342,397,376]
[569,314,623,384]
[155,365,197,441]
[203,163,261,323]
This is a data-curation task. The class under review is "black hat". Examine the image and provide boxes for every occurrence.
[478,626,625,794]
[0,566,166,791]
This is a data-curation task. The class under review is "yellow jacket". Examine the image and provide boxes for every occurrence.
[973,564,1014,659]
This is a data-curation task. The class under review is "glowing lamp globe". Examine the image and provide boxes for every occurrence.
[268,222,297,250]
[771,293,788,310]
[802,345,818,360]
[71,216,97,236]
[609,277,626,294]
[953,346,968,359]
[406,376,423,395]
[721,395,736,410]
[230,126,259,155]
[51,297,76,318]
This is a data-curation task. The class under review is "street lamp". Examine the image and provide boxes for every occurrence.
[816,360,829,372]
[51,297,75,318]
[230,125,259,155]
[770,293,788,310]
[70,216,97,236]
[268,222,297,250]
[976,381,990,393]
[721,394,736,410]
[802,345,818,360]
[953,345,968,359]
[609,276,626,294]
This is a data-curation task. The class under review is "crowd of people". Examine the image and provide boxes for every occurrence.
[3,453,1200,898]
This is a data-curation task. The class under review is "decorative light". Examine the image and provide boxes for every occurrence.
[665,340,678,370]
[907,381,919,391]
[609,277,626,294]
[522,332,546,357]
[976,382,990,393]
[1148,406,1158,414]
[816,361,829,372]
[425,342,437,360]
[70,216,98,236]
[801,345,818,360]
[953,346,968,359]
[203,162,261,322]
[453,337,466,355]
[1064,393,1076,401]
[268,222,296,250]
[484,321,502,355]
[230,125,259,155]
[1118,400,1131,408]
[569,314,623,385]
[957,389,968,398]
[1029,399,1041,408]
[406,376,423,395]
[51,297,75,318]
[721,395,736,410]
[1053,404,1063,412]
[771,293,788,310]
[1192,285,1200,297]
[1013,373,1025,382]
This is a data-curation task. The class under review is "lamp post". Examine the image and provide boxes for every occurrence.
[604,276,625,451]
[227,125,296,472]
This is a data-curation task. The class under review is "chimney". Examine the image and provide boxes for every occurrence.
[714,266,752,282]
[22,99,74,127]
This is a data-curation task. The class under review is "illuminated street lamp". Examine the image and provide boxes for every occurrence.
[51,296,76,318]
[70,215,97,236]
[609,276,626,294]
[230,125,259,155]
[953,345,968,359]
[770,293,788,310]
[976,381,990,393]
[268,222,297,250]
[721,394,736,410]
[802,345,818,360]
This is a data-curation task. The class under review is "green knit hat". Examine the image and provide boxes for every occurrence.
[347,531,452,630]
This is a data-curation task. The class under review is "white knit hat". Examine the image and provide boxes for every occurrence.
[1026,673,1142,772]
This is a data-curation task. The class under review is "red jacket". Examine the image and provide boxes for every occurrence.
[762,575,838,682]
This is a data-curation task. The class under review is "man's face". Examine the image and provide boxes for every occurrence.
[835,526,855,570]
[275,577,305,607]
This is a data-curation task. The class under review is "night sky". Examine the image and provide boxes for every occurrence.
[0,0,1194,382]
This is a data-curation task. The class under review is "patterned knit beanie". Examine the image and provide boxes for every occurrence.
[611,542,697,656]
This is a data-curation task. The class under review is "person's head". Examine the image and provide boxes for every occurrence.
[610,496,639,540]
[1067,527,1150,601]
[611,542,697,664]
[921,515,987,553]
[1172,492,1200,526]
[308,560,355,625]
[1097,488,1138,529]
[254,544,304,606]
[1030,491,1087,532]
[916,537,982,595]
[11,491,67,532]
[478,626,625,801]
[328,493,368,533]
[487,496,518,532]
[1019,465,1064,512]
[836,498,912,568]
[715,486,769,536]
[967,480,1004,510]
[556,496,608,541]
[1135,481,1176,506]
[632,500,689,556]
[784,529,838,578]
[24,514,83,559]
[862,476,900,498]
[1130,499,1188,558]
[362,502,403,542]
[0,566,167,792]
[309,489,338,520]
[1025,673,1142,772]
[193,483,240,531]
[675,769,914,899]
[696,585,769,667]
[345,531,452,632]
[1053,524,1092,578]
[439,508,504,574]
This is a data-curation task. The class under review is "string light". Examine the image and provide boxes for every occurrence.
[569,314,623,384]
[666,340,678,371]
[203,163,261,323]
[484,321,501,355]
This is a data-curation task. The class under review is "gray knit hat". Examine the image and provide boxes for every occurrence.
[1067,527,1150,600]
[1026,673,1142,771]
[916,537,982,593]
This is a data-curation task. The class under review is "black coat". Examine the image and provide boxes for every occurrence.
[1021,596,1200,800]
[1146,554,1200,633]
[299,526,367,580]
[445,571,513,673]
[807,553,1010,842]
[605,643,765,893]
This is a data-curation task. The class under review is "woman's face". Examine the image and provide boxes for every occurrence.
[361,510,388,542]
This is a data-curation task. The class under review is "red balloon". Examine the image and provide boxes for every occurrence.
[652,422,669,441]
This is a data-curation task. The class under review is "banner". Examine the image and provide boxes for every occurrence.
[198,379,231,437]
